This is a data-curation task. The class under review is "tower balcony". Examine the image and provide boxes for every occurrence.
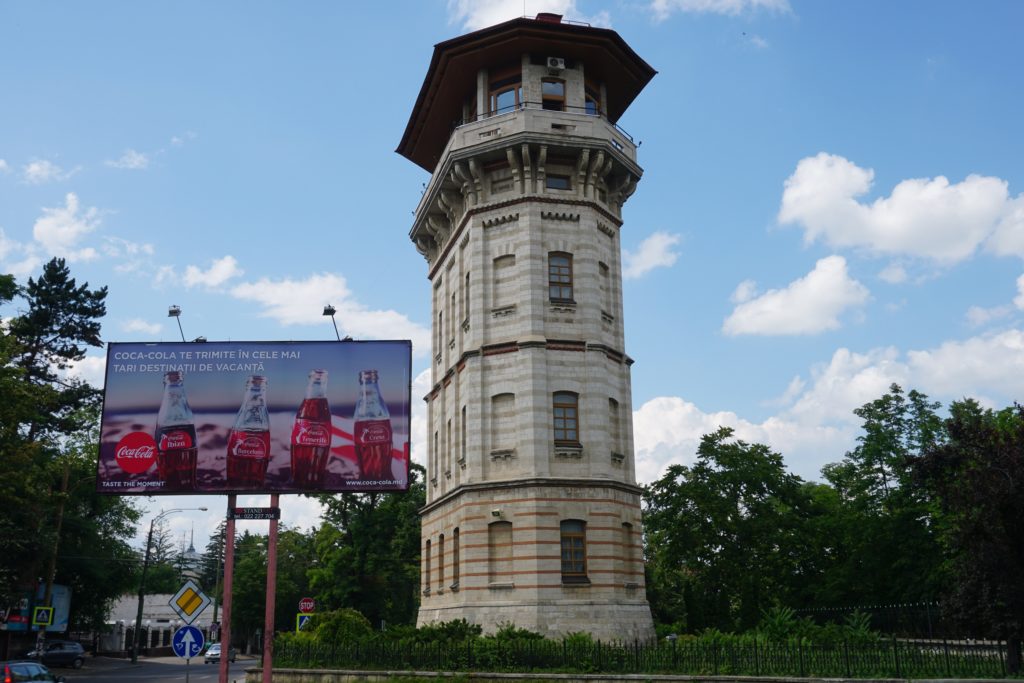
[409,105,642,267]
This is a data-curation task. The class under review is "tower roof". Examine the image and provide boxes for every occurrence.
[397,15,657,172]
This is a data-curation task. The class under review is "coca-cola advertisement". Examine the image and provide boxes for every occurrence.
[96,340,412,495]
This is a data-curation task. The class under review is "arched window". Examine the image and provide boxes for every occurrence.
[424,539,432,592]
[490,66,523,115]
[553,391,579,445]
[438,534,445,589]
[452,527,461,586]
[560,519,588,582]
[548,252,573,302]
[488,520,513,582]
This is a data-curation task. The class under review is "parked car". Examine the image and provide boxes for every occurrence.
[203,643,236,664]
[1,660,66,682]
[23,640,85,669]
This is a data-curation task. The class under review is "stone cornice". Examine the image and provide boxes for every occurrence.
[420,477,644,517]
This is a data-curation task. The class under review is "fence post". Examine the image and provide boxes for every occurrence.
[798,641,805,677]
[892,636,900,678]
[843,641,851,678]
[754,638,759,676]
[998,640,1006,677]
[713,643,719,676]
[635,639,640,672]
[672,636,678,671]
[597,640,602,671]
[943,637,950,677]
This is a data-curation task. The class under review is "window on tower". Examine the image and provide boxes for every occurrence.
[560,519,589,583]
[548,252,573,302]
[553,391,579,445]
[585,83,601,116]
[490,67,523,115]
[542,78,566,111]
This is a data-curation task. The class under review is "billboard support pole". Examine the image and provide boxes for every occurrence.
[262,494,280,683]
[218,495,236,683]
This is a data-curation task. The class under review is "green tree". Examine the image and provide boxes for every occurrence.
[309,463,426,629]
[1,260,137,628]
[643,427,814,632]
[913,400,1024,673]
[7,257,107,441]
[820,384,946,606]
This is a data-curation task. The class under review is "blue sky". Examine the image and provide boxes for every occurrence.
[3,0,1023,547]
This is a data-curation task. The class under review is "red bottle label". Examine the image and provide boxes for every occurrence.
[355,419,391,445]
[229,432,269,459]
[292,420,330,447]
[159,429,193,451]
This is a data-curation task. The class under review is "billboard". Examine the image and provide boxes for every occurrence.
[97,340,411,494]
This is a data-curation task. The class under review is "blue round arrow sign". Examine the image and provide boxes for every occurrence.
[172,625,205,659]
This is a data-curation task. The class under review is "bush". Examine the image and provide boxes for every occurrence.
[311,608,373,644]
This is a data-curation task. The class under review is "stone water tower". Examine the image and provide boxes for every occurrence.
[397,13,656,640]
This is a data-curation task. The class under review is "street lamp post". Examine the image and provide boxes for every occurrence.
[131,507,207,664]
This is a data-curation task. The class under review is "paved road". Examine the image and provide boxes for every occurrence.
[54,655,256,683]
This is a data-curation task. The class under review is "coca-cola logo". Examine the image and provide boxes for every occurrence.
[232,437,268,459]
[159,430,193,450]
[115,432,157,474]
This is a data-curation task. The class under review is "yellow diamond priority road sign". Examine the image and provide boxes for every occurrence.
[169,580,211,625]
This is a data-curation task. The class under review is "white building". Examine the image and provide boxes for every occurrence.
[399,13,656,641]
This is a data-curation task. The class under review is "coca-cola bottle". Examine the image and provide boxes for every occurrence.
[226,375,271,488]
[353,369,393,481]
[155,371,198,490]
[290,369,332,487]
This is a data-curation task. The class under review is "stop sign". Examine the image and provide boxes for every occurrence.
[299,597,315,613]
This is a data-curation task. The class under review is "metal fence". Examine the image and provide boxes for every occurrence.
[275,637,1011,678]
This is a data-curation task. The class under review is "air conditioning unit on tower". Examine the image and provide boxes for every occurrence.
[547,57,566,70]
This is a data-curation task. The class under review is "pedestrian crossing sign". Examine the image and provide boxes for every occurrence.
[296,614,313,632]
[31,607,54,627]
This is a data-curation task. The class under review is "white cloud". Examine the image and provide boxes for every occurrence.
[123,318,163,336]
[878,263,908,284]
[723,255,869,336]
[0,228,21,261]
[622,231,682,279]
[988,196,1024,257]
[448,0,610,31]
[105,149,149,170]
[651,0,790,21]
[779,153,1018,264]
[102,237,156,274]
[1015,274,1024,310]
[906,330,1024,401]
[229,273,432,354]
[632,396,849,483]
[23,159,77,184]
[183,255,244,288]
[171,131,197,147]
[748,34,769,49]
[409,368,431,468]
[966,304,1011,327]
[730,278,757,303]
[62,353,107,388]
[634,328,1024,482]
[0,159,9,174]
[32,193,100,261]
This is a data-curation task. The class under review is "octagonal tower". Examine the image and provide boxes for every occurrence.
[398,13,656,640]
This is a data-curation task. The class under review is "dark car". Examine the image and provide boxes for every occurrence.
[24,640,86,669]
[203,642,236,664]
[1,661,66,682]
